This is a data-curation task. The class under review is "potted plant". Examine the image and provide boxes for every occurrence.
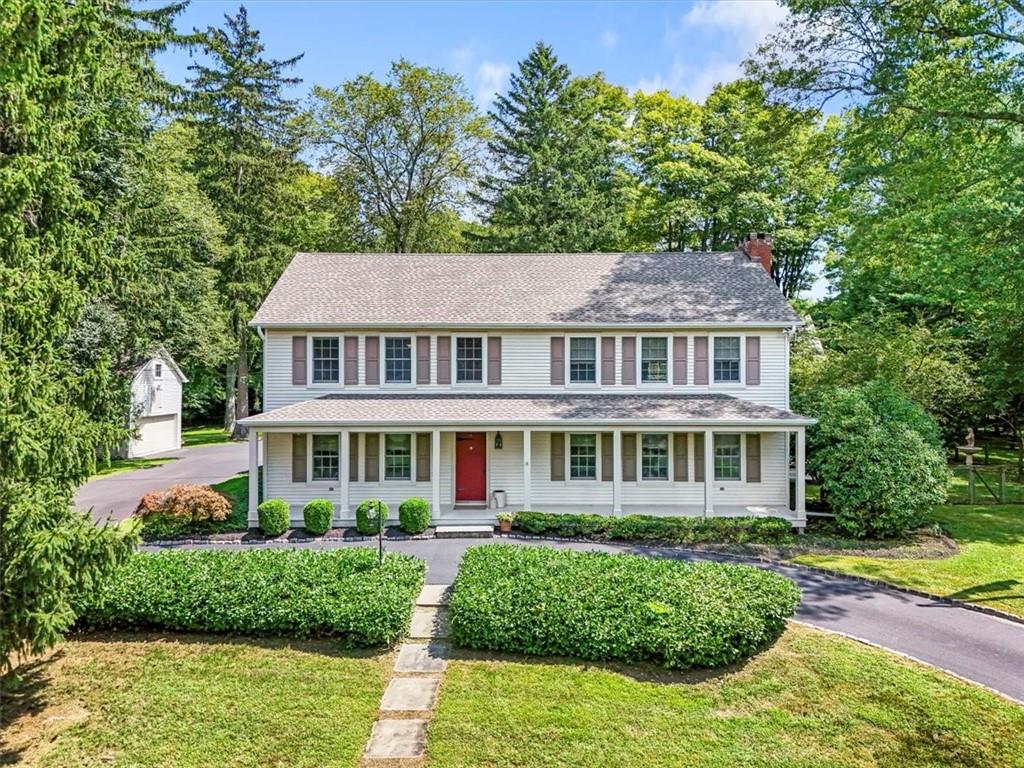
[497,511,515,534]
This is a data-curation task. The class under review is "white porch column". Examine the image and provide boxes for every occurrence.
[339,429,350,523]
[795,427,807,524]
[431,429,442,517]
[612,429,623,515]
[247,430,260,527]
[522,429,532,511]
[703,428,714,517]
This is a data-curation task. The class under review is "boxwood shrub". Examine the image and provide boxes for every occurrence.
[355,499,389,534]
[303,498,334,535]
[449,544,800,669]
[76,548,425,646]
[257,498,290,536]
[399,497,431,534]
[512,511,792,545]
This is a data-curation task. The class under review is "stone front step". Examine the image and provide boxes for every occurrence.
[409,606,450,640]
[416,584,450,607]
[435,524,493,539]
[380,676,441,714]
[394,642,449,674]
[364,718,429,759]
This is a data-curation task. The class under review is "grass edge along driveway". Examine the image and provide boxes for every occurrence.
[428,623,1024,768]
[791,505,1024,618]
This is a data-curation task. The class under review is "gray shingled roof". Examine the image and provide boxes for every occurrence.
[250,252,801,327]
[241,393,812,427]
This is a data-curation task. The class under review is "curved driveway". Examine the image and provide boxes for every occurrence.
[77,442,249,522]
[152,535,1024,703]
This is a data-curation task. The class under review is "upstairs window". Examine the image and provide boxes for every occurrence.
[312,435,339,480]
[713,337,741,383]
[641,433,669,479]
[714,434,741,480]
[641,337,668,383]
[456,337,483,383]
[569,433,597,479]
[384,434,412,480]
[569,337,597,383]
[154,362,163,379]
[385,337,412,383]
[312,337,340,383]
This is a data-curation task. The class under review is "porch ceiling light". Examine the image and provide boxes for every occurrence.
[494,432,503,450]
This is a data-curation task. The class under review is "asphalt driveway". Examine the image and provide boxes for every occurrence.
[77,441,250,522]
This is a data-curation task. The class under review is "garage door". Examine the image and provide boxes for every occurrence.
[130,414,178,457]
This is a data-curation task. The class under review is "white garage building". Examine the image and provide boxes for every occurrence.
[127,347,187,458]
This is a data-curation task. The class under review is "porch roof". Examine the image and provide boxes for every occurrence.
[240,393,813,429]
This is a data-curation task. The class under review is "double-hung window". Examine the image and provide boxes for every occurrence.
[154,362,163,379]
[569,337,597,383]
[312,435,339,480]
[641,337,668,383]
[456,337,483,383]
[641,433,669,480]
[384,434,412,480]
[569,434,597,479]
[384,337,412,383]
[713,337,741,383]
[714,434,741,480]
[312,337,340,383]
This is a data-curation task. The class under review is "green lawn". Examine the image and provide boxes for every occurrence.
[428,624,1024,768]
[1,634,389,768]
[793,505,1024,617]
[182,425,232,448]
[89,456,176,479]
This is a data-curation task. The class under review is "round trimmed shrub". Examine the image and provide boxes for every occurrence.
[809,380,949,538]
[399,497,431,534]
[257,499,290,537]
[355,498,389,535]
[303,498,334,535]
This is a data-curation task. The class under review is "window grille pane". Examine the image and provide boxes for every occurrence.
[456,337,483,382]
[385,337,412,383]
[384,433,412,480]
[312,337,340,383]
[714,434,741,480]
[641,337,668,382]
[312,434,339,480]
[569,433,597,479]
[569,337,597,383]
[713,337,741,383]
[641,433,669,479]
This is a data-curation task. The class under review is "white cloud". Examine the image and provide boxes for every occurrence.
[475,60,510,109]
[633,57,741,102]
[600,28,619,51]
[680,0,788,37]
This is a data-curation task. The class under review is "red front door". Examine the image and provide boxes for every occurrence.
[455,432,487,502]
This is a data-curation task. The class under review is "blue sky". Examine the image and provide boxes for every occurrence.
[155,0,789,108]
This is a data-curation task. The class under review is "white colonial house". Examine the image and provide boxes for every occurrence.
[127,347,187,457]
[240,236,812,528]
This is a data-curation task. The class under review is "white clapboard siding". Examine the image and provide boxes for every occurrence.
[263,328,790,410]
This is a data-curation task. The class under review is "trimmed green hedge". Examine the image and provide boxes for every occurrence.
[399,497,431,534]
[76,549,425,646]
[512,512,793,544]
[257,499,290,536]
[450,544,800,669]
[356,498,388,535]
[303,498,333,535]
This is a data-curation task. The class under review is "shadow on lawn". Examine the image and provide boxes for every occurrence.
[947,580,1023,604]
[934,506,1024,547]
[0,650,69,765]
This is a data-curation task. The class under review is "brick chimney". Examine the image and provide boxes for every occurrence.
[738,233,772,274]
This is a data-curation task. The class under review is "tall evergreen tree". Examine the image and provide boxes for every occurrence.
[188,5,303,436]
[0,0,179,673]
[477,42,627,252]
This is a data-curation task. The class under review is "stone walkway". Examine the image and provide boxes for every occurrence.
[363,583,452,763]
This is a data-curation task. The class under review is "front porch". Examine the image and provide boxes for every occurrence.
[245,425,807,528]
